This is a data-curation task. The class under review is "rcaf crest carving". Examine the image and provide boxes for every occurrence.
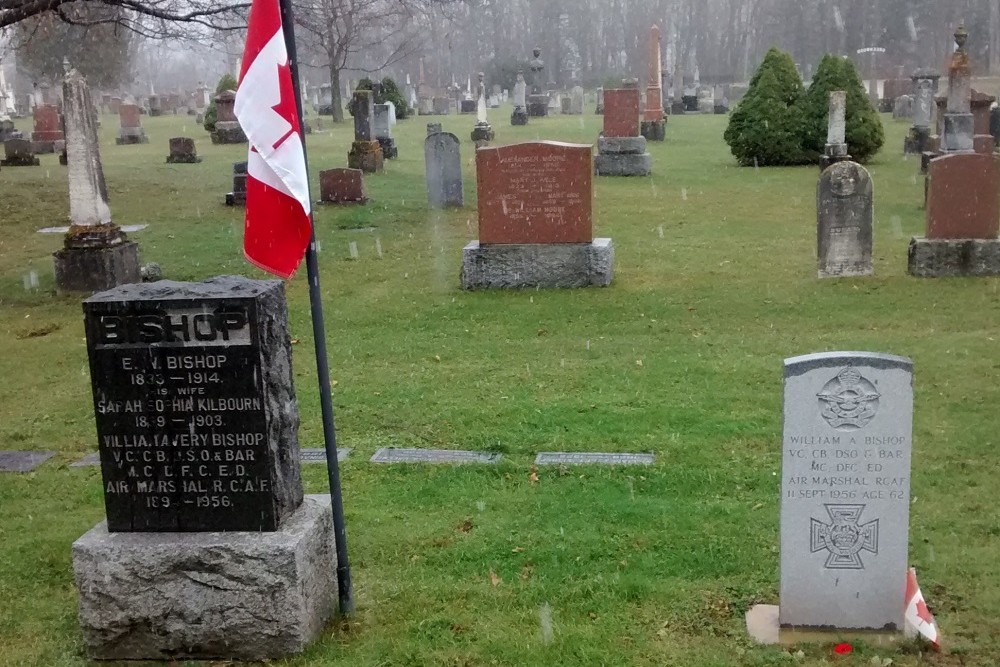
[817,366,880,430]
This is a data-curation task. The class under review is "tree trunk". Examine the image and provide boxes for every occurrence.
[991,0,1000,74]
[330,63,344,123]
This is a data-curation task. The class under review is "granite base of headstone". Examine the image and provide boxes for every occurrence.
[511,108,528,126]
[747,351,914,645]
[1,138,40,166]
[904,127,931,155]
[376,135,398,159]
[594,136,652,177]
[348,140,384,173]
[527,94,548,117]
[639,120,665,141]
[0,120,23,143]
[461,239,614,289]
[53,234,141,293]
[471,121,494,145]
[225,161,248,206]
[74,494,334,661]
[166,137,201,164]
[211,121,248,145]
[116,127,149,145]
[714,103,729,114]
[817,161,873,278]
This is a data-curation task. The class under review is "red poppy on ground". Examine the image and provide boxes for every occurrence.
[833,642,853,655]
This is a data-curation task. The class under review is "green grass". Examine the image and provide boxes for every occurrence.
[1,107,998,666]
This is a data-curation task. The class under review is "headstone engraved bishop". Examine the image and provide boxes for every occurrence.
[71,276,335,661]
[746,352,914,643]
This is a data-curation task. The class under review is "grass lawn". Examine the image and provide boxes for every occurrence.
[1,104,999,667]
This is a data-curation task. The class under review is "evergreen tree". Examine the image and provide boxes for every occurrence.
[840,58,885,163]
[724,47,807,166]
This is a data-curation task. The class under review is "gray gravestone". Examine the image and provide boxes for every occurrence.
[371,448,500,464]
[0,451,55,472]
[817,161,873,278]
[373,103,391,139]
[71,452,102,467]
[535,452,654,465]
[300,447,351,463]
[424,132,463,207]
[780,352,913,631]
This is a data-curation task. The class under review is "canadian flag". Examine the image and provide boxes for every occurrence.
[904,567,941,649]
[235,0,311,279]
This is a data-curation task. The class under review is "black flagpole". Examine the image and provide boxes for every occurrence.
[277,0,354,615]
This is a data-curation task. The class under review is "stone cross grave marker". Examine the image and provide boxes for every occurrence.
[779,352,913,631]
[817,161,873,278]
[424,131,463,207]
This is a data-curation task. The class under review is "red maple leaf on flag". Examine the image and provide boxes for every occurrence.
[916,599,934,625]
[270,60,301,150]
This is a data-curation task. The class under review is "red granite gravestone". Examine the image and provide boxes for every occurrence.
[119,104,142,128]
[32,105,63,141]
[319,168,367,204]
[926,152,1000,239]
[476,141,592,244]
[603,88,641,138]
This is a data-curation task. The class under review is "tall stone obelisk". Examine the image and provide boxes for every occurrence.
[641,24,666,141]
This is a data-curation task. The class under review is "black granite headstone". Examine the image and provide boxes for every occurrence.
[83,276,303,532]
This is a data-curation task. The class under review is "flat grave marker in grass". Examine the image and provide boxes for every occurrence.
[749,351,914,643]
[371,447,501,464]
[535,452,655,465]
[0,450,55,472]
[300,447,351,463]
[70,452,101,467]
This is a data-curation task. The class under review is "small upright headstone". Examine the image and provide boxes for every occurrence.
[595,81,651,177]
[595,87,604,114]
[31,104,63,153]
[2,138,40,167]
[892,94,914,120]
[53,69,140,293]
[746,351,914,642]
[570,85,584,114]
[72,276,335,660]
[347,90,384,173]
[461,141,614,289]
[318,168,367,204]
[426,122,442,135]
[373,103,397,159]
[165,137,201,163]
[424,131,463,207]
[211,90,248,144]
[115,104,149,145]
[817,161,874,278]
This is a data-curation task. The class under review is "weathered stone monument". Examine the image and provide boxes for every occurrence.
[641,25,666,141]
[319,168,367,204]
[569,85,584,114]
[462,141,613,289]
[426,122,442,135]
[72,276,335,660]
[225,161,248,206]
[527,48,548,117]
[373,103,397,159]
[165,137,201,163]
[211,90,248,144]
[511,71,528,126]
[347,90,384,173]
[909,25,1000,277]
[31,104,63,153]
[746,351,914,643]
[819,91,851,171]
[594,81,651,177]
[115,104,148,145]
[424,131,463,207]
[470,72,495,146]
[892,95,914,120]
[53,70,140,293]
[2,138,40,167]
[817,161,874,278]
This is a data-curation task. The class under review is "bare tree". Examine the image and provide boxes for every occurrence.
[0,0,248,35]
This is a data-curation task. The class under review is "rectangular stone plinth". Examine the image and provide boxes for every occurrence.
[54,241,140,293]
[73,494,335,661]
[461,238,613,289]
[594,151,651,176]
[908,237,1000,277]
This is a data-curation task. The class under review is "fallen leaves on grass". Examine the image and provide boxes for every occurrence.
[489,570,501,587]
[529,465,539,485]
[457,519,473,533]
